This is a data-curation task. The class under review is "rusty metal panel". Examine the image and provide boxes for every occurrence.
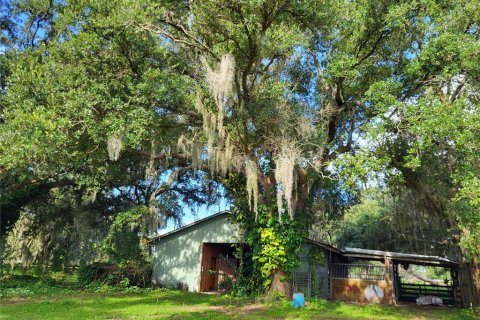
[331,279,394,305]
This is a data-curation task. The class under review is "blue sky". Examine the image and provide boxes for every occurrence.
[159,197,230,234]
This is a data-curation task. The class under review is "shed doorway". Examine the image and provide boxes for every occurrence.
[199,243,237,292]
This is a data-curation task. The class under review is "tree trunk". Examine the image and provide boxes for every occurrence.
[406,269,443,285]
[267,269,292,300]
[458,259,480,307]
[471,259,480,307]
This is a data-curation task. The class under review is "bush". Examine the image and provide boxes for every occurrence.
[118,260,152,287]
[271,290,285,301]
[77,263,119,286]
[0,274,37,287]
[85,281,116,292]
[77,263,152,288]
[218,277,234,292]
[78,264,99,286]
[119,278,130,288]
[176,282,189,291]
[0,274,75,299]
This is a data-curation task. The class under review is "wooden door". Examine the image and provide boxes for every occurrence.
[209,257,217,290]
[199,243,212,292]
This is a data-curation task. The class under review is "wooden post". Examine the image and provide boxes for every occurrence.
[392,262,400,305]
[451,266,462,307]
[472,258,480,307]
[308,269,312,297]
[384,257,395,305]
[328,250,332,300]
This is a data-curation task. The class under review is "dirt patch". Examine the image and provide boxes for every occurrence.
[158,303,265,314]
[224,303,267,315]
[0,297,31,305]
[150,302,268,317]
[172,305,225,312]
[396,301,454,311]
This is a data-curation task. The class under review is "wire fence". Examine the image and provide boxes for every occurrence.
[293,271,330,298]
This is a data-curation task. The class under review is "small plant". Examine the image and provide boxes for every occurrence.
[218,277,234,292]
[124,285,142,293]
[78,264,101,286]
[232,285,248,297]
[85,281,116,293]
[272,289,285,302]
[119,278,130,288]
[176,282,189,291]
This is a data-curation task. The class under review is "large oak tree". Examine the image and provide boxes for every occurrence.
[1,0,478,302]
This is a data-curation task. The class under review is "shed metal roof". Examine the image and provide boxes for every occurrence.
[306,238,343,254]
[343,247,459,265]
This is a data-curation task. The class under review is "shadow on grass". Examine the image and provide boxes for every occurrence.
[1,291,252,320]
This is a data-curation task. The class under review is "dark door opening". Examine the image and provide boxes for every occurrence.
[200,243,238,292]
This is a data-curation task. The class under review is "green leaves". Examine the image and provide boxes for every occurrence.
[100,206,150,264]
[255,227,287,288]
[254,227,288,289]
[234,204,306,290]
[349,1,480,261]
[0,0,194,188]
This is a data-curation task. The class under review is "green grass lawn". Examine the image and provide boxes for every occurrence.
[1,289,478,320]
[0,274,478,320]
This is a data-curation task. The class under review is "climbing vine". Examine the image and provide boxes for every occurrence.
[308,246,327,266]
[308,245,327,295]
[255,227,287,288]
[253,209,306,290]
[224,172,307,293]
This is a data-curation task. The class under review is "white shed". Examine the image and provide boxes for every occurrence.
[150,211,241,292]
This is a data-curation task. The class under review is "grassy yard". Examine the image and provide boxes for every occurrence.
[0,275,478,320]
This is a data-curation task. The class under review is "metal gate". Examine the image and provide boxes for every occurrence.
[293,271,330,299]
[398,282,455,305]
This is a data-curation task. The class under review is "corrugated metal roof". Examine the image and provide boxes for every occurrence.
[343,247,459,265]
[306,238,343,254]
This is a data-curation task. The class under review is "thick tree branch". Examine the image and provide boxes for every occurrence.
[353,29,391,68]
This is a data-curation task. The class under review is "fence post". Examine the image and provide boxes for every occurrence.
[384,257,395,305]
[308,271,312,297]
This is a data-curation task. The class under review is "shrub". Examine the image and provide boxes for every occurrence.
[119,278,130,288]
[118,260,152,287]
[218,277,234,292]
[271,290,285,301]
[77,263,151,288]
[77,263,119,286]
[176,282,189,291]
[78,264,99,286]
